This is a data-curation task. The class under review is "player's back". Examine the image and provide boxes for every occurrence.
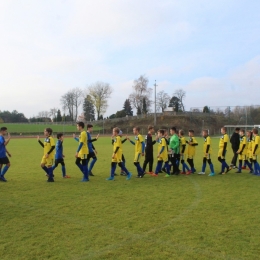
[55,139,63,159]
[219,134,229,148]
[188,137,197,155]
[0,135,6,158]
[79,131,89,155]
[204,136,212,154]
[180,136,187,154]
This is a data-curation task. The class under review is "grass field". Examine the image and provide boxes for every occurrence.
[0,123,101,135]
[1,136,260,260]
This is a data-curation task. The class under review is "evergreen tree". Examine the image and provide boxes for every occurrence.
[123,99,133,116]
[169,96,181,112]
[56,109,62,122]
[83,95,95,121]
[203,106,210,113]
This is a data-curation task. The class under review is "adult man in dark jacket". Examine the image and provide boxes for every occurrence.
[230,127,240,168]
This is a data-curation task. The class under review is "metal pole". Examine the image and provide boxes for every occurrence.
[103,117,104,135]
[154,80,157,126]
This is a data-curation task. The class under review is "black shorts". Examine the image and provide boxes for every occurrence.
[55,158,64,165]
[87,152,96,160]
[0,157,10,165]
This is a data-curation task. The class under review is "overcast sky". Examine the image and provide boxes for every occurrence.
[0,0,259,118]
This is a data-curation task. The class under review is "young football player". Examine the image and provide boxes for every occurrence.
[107,127,132,181]
[218,127,231,175]
[152,129,170,177]
[246,130,253,173]
[198,129,215,176]
[179,130,191,175]
[186,129,198,174]
[168,127,180,175]
[127,127,145,178]
[0,127,11,182]
[37,128,55,182]
[74,122,89,182]
[52,133,70,178]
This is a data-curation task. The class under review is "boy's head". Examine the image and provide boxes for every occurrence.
[246,130,252,137]
[87,124,93,133]
[235,127,240,133]
[0,127,7,135]
[179,129,184,137]
[239,129,245,136]
[252,128,258,135]
[170,127,177,135]
[57,133,63,140]
[148,125,154,134]
[44,128,53,136]
[188,129,194,137]
[202,129,208,137]
[113,127,120,136]
[133,127,140,135]
[221,127,227,134]
[157,129,165,138]
[77,122,85,131]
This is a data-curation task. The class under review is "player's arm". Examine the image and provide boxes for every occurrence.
[157,140,165,157]
[206,138,211,154]
[47,138,55,155]
[73,134,79,142]
[122,138,127,144]
[5,148,11,157]
[127,136,135,145]
[222,139,228,156]
[253,137,259,154]
[37,136,44,148]
[4,133,11,146]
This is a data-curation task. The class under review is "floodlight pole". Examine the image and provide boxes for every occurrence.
[154,80,157,126]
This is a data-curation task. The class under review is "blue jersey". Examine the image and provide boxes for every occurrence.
[87,132,94,153]
[55,140,63,159]
[0,135,6,158]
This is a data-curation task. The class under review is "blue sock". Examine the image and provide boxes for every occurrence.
[238,161,242,171]
[42,166,49,174]
[164,162,170,174]
[110,163,117,177]
[182,164,185,172]
[88,158,97,172]
[135,163,144,175]
[48,167,54,178]
[184,162,190,171]
[221,162,225,173]
[202,163,206,172]
[245,161,253,171]
[82,165,89,180]
[155,161,163,174]
[62,165,66,177]
[120,164,129,175]
[1,165,9,176]
[76,163,84,173]
[210,163,215,173]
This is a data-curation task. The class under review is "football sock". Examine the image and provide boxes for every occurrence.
[82,165,89,179]
[76,163,84,173]
[155,161,163,174]
[48,167,54,178]
[202,163,206,172]
[42,166,49,174]
[245,160,253,171]
[62,165,66,177]
[238,160,242,171]
[88,157,97,172]
[209,163,215,173]
[183,162,190,171]
[1,165,9,176]
[110,162,117,177]
[164,162,170,174]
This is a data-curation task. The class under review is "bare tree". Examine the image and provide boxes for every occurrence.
[87,82,113,120]
[60,88,84,121]
[49,108,58,121]
[129,75,152,115]
[174,89,186,112]
[156,90,170,112]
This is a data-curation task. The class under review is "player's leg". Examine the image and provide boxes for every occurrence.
[149,157,154,174]
[164,160,170,177]
[236,155,243,173]
[52,159,59,171]
[153,160,163,176]
[0,157,10,182]
[198,157,207,175]
[142,155,149,173]
[107,155,118,180]
[134,153,144,177]
[81,156,89,181]
[40,156,49,175]
[208,156,215,176]
[75,157,83,173]
[118,159,132,180]
[46,158,54,182]
[88,152,97,176]
[252,155,260,175]
[120,154,127,176]
[60,160,70,178]
[245,153,253,173]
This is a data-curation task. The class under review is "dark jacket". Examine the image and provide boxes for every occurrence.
[230,132,240,150]
[145,133,156,154]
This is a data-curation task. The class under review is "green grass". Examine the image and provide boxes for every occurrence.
[1,136,260,260]
[0,123,102,135]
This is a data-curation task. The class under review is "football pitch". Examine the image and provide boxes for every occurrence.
[1,136,260,260]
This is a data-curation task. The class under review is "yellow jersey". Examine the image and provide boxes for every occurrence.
[135,134,144,153]
[78,130,89,155]
[247,137,252,152]
[158,137,168,161]
[238,135,247,155]
[180,136,187,154]
[203,136,212,154]
[44,136,55,157]
[219,133,229,149]
[187,137,198,156]
[113,136,123,153]
[252,135,260,155]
